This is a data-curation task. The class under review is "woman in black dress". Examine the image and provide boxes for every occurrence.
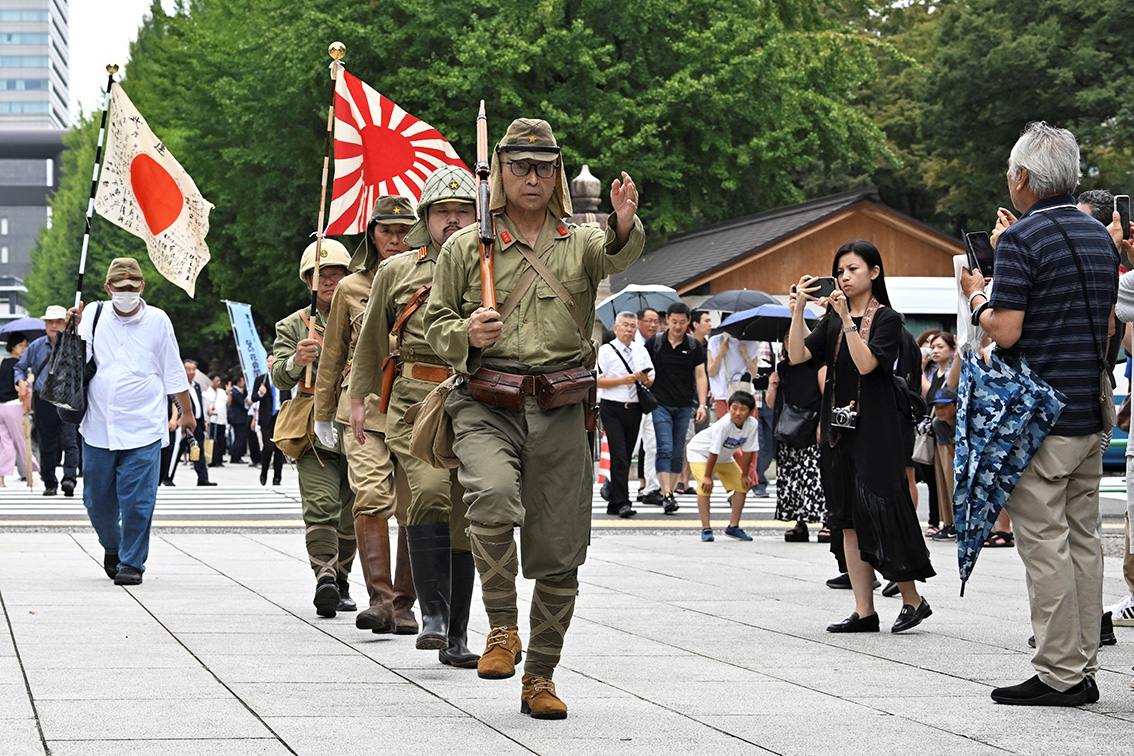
[787,240,934,634]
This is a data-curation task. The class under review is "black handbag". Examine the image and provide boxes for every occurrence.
[41,303,103,425]
[612,343,658,413]
[773,401,819,448]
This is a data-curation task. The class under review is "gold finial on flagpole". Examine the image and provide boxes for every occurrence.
[106,63,119,74]
[328,42,345,61]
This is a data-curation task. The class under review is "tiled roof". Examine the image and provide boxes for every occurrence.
[612,187,884,290]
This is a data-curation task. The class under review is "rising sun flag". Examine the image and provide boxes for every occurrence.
[325,70,469,235]
[92,85,213,297]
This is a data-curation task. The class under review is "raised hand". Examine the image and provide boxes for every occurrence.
[610,172,639,228]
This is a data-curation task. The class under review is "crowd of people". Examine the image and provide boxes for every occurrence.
[9,118,1134,717]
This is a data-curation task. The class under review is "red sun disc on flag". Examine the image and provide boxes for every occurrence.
[130,153,183,236]
[326,71,469,235]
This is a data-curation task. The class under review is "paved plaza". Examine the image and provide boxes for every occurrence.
[2,524,1132,756]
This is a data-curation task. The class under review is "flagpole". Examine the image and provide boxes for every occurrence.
[305,42,345,386]
[75,64,119,311]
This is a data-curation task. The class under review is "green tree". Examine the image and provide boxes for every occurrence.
[30,0,895,361]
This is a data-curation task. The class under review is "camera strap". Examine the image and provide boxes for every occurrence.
[1044,213,1112,385]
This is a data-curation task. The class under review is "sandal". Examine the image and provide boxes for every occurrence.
[784,524,809,543]
[984,531,1014,548]
[816,527,831,543]
[924,525,940,538]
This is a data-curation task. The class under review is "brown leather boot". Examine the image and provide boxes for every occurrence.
[392,524,419,635]
[477,625,523,680]
[520,673,568,719]
[353,516,395,633]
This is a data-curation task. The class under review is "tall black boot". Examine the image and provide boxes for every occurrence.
[440,550,481,668]
[404,522,452,650]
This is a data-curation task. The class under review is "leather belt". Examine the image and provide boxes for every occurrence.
[600,399,639,410]
[405,361,454,384]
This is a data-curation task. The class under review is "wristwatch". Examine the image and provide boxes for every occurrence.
[843,324,858,333]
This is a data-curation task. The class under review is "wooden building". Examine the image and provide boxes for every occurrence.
[610,187,963,297]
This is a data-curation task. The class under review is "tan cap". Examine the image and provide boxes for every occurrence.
[41,305,67,321]
[496,118,561,162]
[489,118,572,218]
[299,238,352,285]
[105,257,144,289]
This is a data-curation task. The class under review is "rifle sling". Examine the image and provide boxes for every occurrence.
[391,284,432,350]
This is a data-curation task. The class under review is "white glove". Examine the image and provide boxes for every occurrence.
[314,420,338,448]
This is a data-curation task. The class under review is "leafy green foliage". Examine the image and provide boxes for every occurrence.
[29,0,895,365]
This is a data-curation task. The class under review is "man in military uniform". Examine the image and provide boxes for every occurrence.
[272,239,358,618]
[313,196,418,635]
[425,119,642,718]
[350,166,480,667]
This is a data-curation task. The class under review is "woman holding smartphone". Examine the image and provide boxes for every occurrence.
[787,240,935,633]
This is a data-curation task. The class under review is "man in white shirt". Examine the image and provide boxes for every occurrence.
[71,258,195,586]
[632,307,661,502]
[208,374,228,466]
[597,311,655,518]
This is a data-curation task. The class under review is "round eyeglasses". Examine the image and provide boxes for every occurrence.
[504,160,559,179]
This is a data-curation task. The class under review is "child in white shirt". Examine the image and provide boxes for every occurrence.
[687,392,759,542]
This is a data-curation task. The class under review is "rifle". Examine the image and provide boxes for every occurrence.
[475,100,496,312]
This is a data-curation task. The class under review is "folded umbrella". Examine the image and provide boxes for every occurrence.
[595,285,681,329]
[953,347,1064,595]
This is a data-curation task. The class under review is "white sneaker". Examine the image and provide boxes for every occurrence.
[1108,594,1134,626]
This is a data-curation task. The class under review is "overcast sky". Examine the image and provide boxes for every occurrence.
[68,0,179,123]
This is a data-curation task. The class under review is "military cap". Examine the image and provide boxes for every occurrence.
[299,238,352,285]
[105,257,144,289]
[496,118,561,162]
[366,195,417,231]
[489,118,573,218]
[404,166,477,249]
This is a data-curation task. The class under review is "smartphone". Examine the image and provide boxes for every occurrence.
[1116,195,1131,241]
[642,367,652,374]
[964,231,995,277]
[810,276,838,299]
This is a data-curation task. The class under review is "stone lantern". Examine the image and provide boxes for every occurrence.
[568,165,607,230]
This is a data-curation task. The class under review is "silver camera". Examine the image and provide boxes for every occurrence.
[831,402,858,430]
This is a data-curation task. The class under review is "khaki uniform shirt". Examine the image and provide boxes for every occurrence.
[271,306,343,453]
[351,246,444,401]
[425,210,645,373]
[312,270,384,430]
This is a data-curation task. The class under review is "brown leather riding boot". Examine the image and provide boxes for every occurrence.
[391,524,419,634]
[353,516,395,633]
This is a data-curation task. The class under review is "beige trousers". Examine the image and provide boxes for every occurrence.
[1004,432,1103,690]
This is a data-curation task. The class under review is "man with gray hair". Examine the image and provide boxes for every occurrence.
[597,311,655,518]
[962,121,1118,706]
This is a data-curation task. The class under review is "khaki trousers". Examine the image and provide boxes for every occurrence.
[1004,432,1103,690]
[341,427,404,522]
[296,441,356,581]
[1122,456,1134,594]
[446,385,591,580]
[386,375,471,551]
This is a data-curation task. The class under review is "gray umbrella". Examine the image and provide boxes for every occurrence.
[697,289,778,313]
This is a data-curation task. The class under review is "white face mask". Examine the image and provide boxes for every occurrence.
[111,291,141,312]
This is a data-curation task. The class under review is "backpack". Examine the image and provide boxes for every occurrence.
[892,323,928,424]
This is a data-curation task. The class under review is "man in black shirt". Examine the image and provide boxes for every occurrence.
[644,302,708,512]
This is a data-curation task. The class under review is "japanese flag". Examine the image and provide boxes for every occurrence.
[326,71,468,235]
[93,85,213,297]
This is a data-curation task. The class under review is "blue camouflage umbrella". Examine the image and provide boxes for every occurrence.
[953,347,1064,595]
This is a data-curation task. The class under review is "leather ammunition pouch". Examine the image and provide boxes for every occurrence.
[467,366,596,414]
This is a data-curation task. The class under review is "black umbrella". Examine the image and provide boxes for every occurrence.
[698,289,778,313]
[713,304,822,342]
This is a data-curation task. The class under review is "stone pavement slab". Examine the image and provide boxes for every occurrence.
[1,530,1132,755]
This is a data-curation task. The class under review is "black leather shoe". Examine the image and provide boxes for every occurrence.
[826,612,880,633]
[259,469,267,486]
[60,478,76,497]
[891,598,932,633]
[599,480,610,501]
[825,573,881,590]
[1101,611,1117,646]
[113,566,143,586]
[618,504,637,518]
[336,579,357,612]
[42,486,57,497]
[103,551,119,579]
[1084,676,1100,703]
[314,577,339,618]
[991,675,1092,706]
[881,581,900,598]
[160,479,175,487]
[642,490,664,506]
[197,480,217,486]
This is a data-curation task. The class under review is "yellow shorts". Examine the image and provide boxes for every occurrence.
[689,461,749,494]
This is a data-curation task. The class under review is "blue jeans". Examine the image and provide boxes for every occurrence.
[652,404,694,475]
[82,440,161,572]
